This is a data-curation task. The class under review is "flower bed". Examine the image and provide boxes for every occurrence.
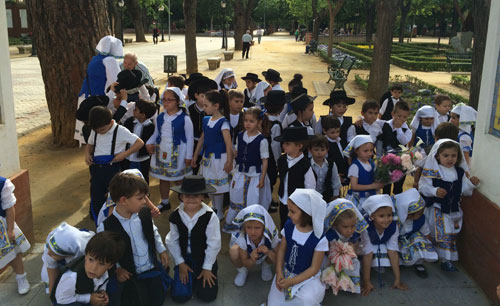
[451,74,471,90]
[318,44,371,69]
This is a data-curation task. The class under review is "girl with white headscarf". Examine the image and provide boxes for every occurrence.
[450,103,477,165]
[214,68,238,91]
[250,80,271,108]
[418,139,479,271]
[267,189,327,306]
[410,105,436,150]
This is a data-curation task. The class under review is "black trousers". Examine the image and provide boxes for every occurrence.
[279,201,289,230]
[121,158,151,184]
[113,274,166,306]
[383,175,406,195]
[89,163,121,221]
[242,42,250,58]
[171,259,218,303]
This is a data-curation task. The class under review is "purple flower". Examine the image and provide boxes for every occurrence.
[390,169,404,182]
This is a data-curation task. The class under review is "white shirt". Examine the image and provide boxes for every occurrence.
[88,122,140,156]
[102,57,121,94]
[458,129,473,153]
[119,60,154,87]
[279,153,316,205]
[360,226,400,255]
[234,233,280,265]
[97,209,166,274]
[400,219,430,236]
[235,132,269,176]
[271,84,283,91]
[436,112,449,124]
[311,158,341,197]
[165,203,221,270]
[337,116,356,143]
[0,178,16,210]
[280,227,328,251]
[348,160,373,178]
[268,115,282,163]
[55,270,109,305]
[384,120,412,150]
[127,119,154,162]
[379,97,400,117]
[359,119,384,142]
[207,116,230,130]
[326,136,343,159]
[282,113,317,131]
[242,33,253,43]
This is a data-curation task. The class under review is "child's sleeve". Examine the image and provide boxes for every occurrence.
[165,222,185,266]
[459,134,473,154]
[314,117,323,135]
[146,119,159,145]
[0,179,16,211]
[152,222,167,254]
[396,123,412,145]
[461,174,477,197]
[102,57,120,92]
[184,116,195,160]
[386,226,399,251]
[203,213,222,271]
[330,163,341,197]
[379,99,389,116]
[270,126,282,163]
[304,167,316,190]
[260,138,269,159]
[315,237,329,252]
[120,126,140,145]
[420,222,431,236]
[347,164,359,178]
[418,176,439,197]
[359,231,373,255]
[347,125,356,143]
[55,271,91,305]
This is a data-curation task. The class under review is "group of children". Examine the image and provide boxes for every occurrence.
[0,67,481,305]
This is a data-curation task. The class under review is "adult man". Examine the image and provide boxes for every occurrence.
[241,30,253,59]
[120,53,154,87]
[256,28,264,44]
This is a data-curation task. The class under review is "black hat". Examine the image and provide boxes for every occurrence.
[170,175,216,194]
[241,72,261,82]
[76,95,110,121]
[286,86,308,104]
[290,93,316,113]
[187,77,218,100]
[322,90,355,106]
[260,90,286,106]
[274,126,314,142]
[262,69,282,82]
[185,72,204,86]
[115,70,146,92]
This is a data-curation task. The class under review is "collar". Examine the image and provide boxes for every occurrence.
[287,153,304,162]
[166,110,183,117]
[268,114,279,121]
[113,207,139,221]
[246,234,265,248]
[178,202,212,219]
[326,135,341,143]
[311,158,327,168]
[133,118,152,126]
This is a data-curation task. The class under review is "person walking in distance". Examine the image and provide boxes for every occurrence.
[242,30,253,59]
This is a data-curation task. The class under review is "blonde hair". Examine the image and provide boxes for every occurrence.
[333,209,357,227]
[228,89,244,100]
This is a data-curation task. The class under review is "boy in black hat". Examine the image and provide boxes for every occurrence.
[262,69,283,91]
[184,73,205,108]
[274,126,316,229]
[166,175,221,303]
[319,90,356,149]
[288,93,316,135]
[241,73,262,108]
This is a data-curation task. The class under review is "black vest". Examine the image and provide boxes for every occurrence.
[277,155,311,198]
[124,117,155,157]
[266,120,283,185]
[243,88,254,108]
[230,113,244,145]
[355,124,369,136]
[188,103,205,139]
[339,116,353,149]
[312,159,336,202]
[381,97,396,121]
[50,257,95,303]
[328,141,348,178]
[103,207,156,275]
[382,122,408,152]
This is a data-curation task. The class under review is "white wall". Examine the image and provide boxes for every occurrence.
[0,0,21,177]
[471,0,500,205]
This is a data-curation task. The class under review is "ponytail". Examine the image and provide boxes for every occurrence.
[205,89,230,120]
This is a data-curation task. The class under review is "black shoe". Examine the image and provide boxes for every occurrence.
[268,201,278,213]
[414,264,428,278]
[157,202,171,212]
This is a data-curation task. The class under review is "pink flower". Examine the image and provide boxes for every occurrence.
[390,169,404,182]
[328,241,356,271]
[414,151,423,160]
[321,266,339,294]
[401,154,413,170]
[392,155,401,165]
[337,271,356,293]
[381,155,391,165]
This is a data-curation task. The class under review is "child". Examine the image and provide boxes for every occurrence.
[123,99,157,183]
[267,189,327,305]
[433,94,453,125]
[322,199,368,294]
[229,204,280,287]
[360,194,407,296]
[51,231,125,306]
[224,107,272,232]
[215,68,238,91]
[450,103,477,165]
[167,75,186,93]
[241,72,262,108]
[393,188,438,278]
[288,93,316,135]
[381,101,412,195]
[322,116,349,186]
[98,172,170,306]
[0,175,31,295]
[166,175,221,303]
[146,87,194,212]
[42,222,95,295]
[379,84,403,121]
[228,89,245,145]
[355,101,383,141]
[410,105,436,151]
[282,87,317,129]
[419,139,479,271]
[191,90,234,220]
[184,72,205,108]
[287,74,303,91]
[309,135,341,202]
[319,90,356,148]
[274,127,316,229]
[85,106,143,223]
[344,135,384,210]
[262,68,285,120]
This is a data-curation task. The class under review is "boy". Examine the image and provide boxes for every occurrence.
[274,126,316,229]
[261,69,285,120]
[184,73,205,108]
[241,72,262,108]
[434,94,453,125]
[51,231,125,306]
[381,101,412,195]
[85,106,143,222]
[355,101,383,141]
[322,116,349,186]
[379,84,403,121]
[319,90,356,149]
[309,135,341,201]
[98,172,170,306]
[288,93,315,135]
[123,100,157,184]
[228,89,245,144]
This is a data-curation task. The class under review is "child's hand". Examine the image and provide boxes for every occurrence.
[7,229,15,242]
[185,159,192,167]
[470,176,480,186]
[250,248,259,262]
[160,251,169,268]
[90,292,107,306]
[277,277,293,290]
[191,158,198,168]
[374,182,385,189]
[150,205,161,218]
[85,153,93,166]
[275,272,284,291]
[361,281,374,296]
[392,281,408,291]
[146,144,156,155]
[120,89,128,102]
[257,176,265,188]
[197,269,217,288]
[436,188,447,198]
[116,267,132,282]
[112,152,128,163]
[179,263,193,285]
[354,117,363,127]
[257,245,269,256]
[110,82,118,93]
[223,161,233,173]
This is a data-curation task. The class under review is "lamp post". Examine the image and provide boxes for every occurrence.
[118,0,124,44]
[159,5,165,42]
[221,0,226,50]
[168,0,171,41]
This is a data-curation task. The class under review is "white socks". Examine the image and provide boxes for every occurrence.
[16,273,30,295]
[209,194,224,220]
[225,208,238,225]
[234,267,248,287]
[261,262,273,281]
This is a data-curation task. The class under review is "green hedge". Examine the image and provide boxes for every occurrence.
[333,45,373,63]
[319,49,371,70]
[451,75,471,90]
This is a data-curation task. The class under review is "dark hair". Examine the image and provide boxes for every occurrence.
[167,75,185,89]
[309,134,329,149]
[435,141,462,166]
[135,100,157,119]
[390,84,403,92]
[434,94,451,105]
[434,122,459,141]
[89,106,112,130]
[321,116,341,131]
[393,100,410,113]
[333,209,357,227]
[288,74,303,89]
[244,107,270,137]
[298,207,313,227]
[205,89,230,119]
[85,231,125,264]
[109,172,149,203]
[362,100,380,113]
[228,89,244,100]
[265,100,285,115]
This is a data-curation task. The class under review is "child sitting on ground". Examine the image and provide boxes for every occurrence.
[433,94,453,125]
[450,103,477,166]
[322,116,349,186]
[410,105,436,151]
[229,204,280,287]
[309,135,341,202]
[379,84,403,121]
[317,90,356,148]
[166,175,221,303]
[228,89,245,145]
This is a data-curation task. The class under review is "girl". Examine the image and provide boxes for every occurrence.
[251,81,271,108]
[192,90,234,220]
[224,107,272,232]
[393,188,438,278]
[288,93,316,135]
[419,139,479,271]
[147,87,194,212]
[267,189,327,306]
[229,204,280,287]
[0,176,31,295]
[322,199,368,294]
[41,222,95,294]
[450,103,477,165]
[360,194,407,296]
[287,74,303,92]
[283,87,317,130]
[343,135,384,211]
[410,105,436,151]
[215,68,238,91]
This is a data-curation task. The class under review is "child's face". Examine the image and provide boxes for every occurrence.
[449,112,460,127]
[122,191,147,214]
[94,121,113,135]
[391,89,403,99]
[203,100,218,116]
[421,117,434,127]
[47,248,67,262]
[244,220,264,244]
[332,103,347,117]
[436,147,458,168]
[310,145,328,163]
[324,127,340,140]
[133,106,146,122]
[287,200,303,226]
[229,97,244,114]
[355,142,374,161]
[162,91,179,113]
[392,109,410,127]
[223,76,235,86]
[362,108,379,124]
[436,100,452,115]
[180,194,204,210]
[244,114,259,132]
[194,93,206,106]
[371,206,393,230]
[334,216,357,238]
[407,208,424,221]
[283,141,303,157]
[301,103,314,122]
[84,254,113,279]
[245,80,257,90]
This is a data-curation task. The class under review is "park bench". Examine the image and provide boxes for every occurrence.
[124,38,133,43]
[207,57,222,70]
[446,52,472,72]
[17,45,32,54]
[223,51,234,61]
[327,56,355,90]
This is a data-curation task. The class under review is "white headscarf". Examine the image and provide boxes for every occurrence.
[411,105,436,132]
[161,87,186,109]
[393,188,426,224]
[421,138,469,179]
[324,198,368,234]
[253,81,271,106]
[214,68,237,90]
[233,204,278,242]
[46,222,95,256]
[96,36,124,58]
[289,189,327,238]
[362,194,394,216]
[451,103,477,134]
[343,135,373,157]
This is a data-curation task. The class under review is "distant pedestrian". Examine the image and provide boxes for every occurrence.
[294,28,300,41]
[242,30,253,59]
[153,28,159,44]
[257,28,264,44]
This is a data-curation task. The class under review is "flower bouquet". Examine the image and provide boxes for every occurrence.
[321,240,357,295]
[375,141,425,184]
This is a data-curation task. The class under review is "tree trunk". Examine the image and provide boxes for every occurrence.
[184,0,198,74]
[114,3,124,43]
[365,0,375,43]
[232,0,258,51]
[398,0,411,43]
[367,0,399,100]
[469,0,491,109]
[107,0,115,35]
[26,0,109,146]
[327,0,345,58]
[125,0,147,42]
[312,0,319,40]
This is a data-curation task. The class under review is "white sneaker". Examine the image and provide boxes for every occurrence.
[234,267,248,287]
[16,273,30,295]
[261,262,273,281]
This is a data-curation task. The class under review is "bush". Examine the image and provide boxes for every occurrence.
[8,37,22,45]
[451,75,471,90]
